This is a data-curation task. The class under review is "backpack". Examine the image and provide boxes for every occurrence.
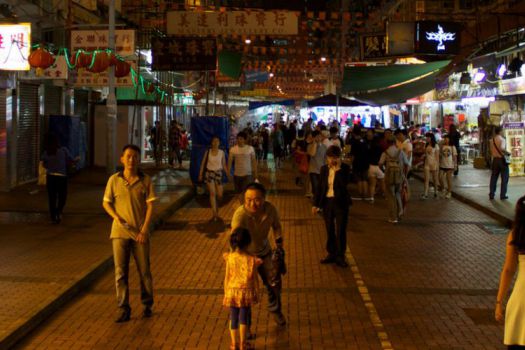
[385,151,403,185]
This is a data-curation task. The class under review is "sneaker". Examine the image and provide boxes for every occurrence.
[272,312,287,327]
[420,194,428,199]
[143,306,152,318]
[445,192,451,199]
[388,219,399,224]
[115,308,131,323]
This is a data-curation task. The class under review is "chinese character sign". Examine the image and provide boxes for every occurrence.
[167,11,298,35]
[0,23,31,71]
[70,30,135,55]
[152,37,216,71]
[504,123,525,177]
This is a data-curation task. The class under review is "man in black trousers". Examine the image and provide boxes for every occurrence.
[312,145,352,268]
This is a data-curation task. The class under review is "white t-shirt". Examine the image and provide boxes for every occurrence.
[440,145,457,169]
[206,149,224,171]
[229,145,255,176]
[397,139,413,165]
[424,145,440,170]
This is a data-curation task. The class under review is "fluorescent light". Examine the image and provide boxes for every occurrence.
[497,64,506,78]
[245,39,251,44]
[473,71,485,83]
[321,57,326,62]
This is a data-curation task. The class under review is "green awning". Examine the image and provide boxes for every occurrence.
[219,51,242,79]
[117,87,157,101]
[342,60,450,93]
[349,70,439,106]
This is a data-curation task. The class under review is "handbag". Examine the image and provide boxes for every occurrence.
[493,138,510,165]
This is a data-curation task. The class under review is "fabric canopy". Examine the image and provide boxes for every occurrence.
[342,60,450,93]
[248,99,295,110]
[307,94,368,107]
[350,70,440,106]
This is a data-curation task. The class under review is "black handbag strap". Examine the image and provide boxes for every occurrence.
[493,137,505,158]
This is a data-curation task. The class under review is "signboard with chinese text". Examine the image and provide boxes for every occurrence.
[415,21,461,55]
[167,11,298,35]
[74,61,137,87]
[504,122,525,177]
[387,22,414,56]
[71,30,135,55]
[361,34,386,60]
[19,56,68,80]
[151,37,216,71]
[0,23,31,71]
[71,30,135,87]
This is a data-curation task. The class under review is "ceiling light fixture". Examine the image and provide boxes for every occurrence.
[245,39,251,44]
[321,57,326,62]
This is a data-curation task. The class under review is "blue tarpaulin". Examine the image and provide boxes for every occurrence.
[190,116,230,184]
[248,99,295,110]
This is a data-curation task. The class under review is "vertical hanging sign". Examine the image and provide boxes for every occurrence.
[504,122,525,177]
[0,23,31,71]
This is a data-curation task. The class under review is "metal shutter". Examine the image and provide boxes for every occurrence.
[44,85,62,116]
[17,83,40,184]
[74,89,88,121]
[0,89,6,190]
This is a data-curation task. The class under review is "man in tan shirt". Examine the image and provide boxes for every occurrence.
[231,182,286,326]
[103,144,157,323]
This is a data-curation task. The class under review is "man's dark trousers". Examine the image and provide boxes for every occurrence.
[323,198,348,259]
[489,157,509,198]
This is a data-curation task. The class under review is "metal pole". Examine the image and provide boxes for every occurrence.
[106,0,117,175]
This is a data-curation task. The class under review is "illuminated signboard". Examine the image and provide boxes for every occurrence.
[415,21,460,55]
[0,23,31,71]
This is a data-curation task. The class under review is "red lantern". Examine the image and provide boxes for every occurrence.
[114,60,131,78]
[70,51,92,68]
[28,47,55,69]
[108,51,119,66]
[87,51,110,73]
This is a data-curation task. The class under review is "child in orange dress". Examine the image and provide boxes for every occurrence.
[223,228,262,350]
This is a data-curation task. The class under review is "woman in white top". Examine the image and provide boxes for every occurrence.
[421,132,440,199]
[199,136,228,221]
[439,135,457,199]
[496,196,525,349]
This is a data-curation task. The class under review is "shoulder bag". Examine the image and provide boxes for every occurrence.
[493,138,510,165]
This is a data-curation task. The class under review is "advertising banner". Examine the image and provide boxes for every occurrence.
[387,22,414,56]
[167,11,298,35]
[499,77,525,96]
[361,34,386,59]
[0,23,31,71]
[151,37,216,71]
[504,122,525,177]
[20,56,68,80]
[415,21,461,55]
[74,61,137,87]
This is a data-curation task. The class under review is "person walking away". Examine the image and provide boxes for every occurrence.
[231,182,287,327]
[312,146,352,267]
[168,122,183,169]
[292,130,308,187]
[223,228,262,350]
[490,126,510,200]
[349,125,369,200]
[260,125,270,161]
[449,124,461,176]
[307,130,327,199]
[439,135,457,199]
[366,129,385,202]
[379,136,410,223]
[271,124,285,169]
[150,121,164,167]
[496,196,525,349]
[199,136,229,221]
[228,132,258,203]
[102,144,156,323]
[421,132,440,199]
[328,126,344,149]
[41,134,77,224]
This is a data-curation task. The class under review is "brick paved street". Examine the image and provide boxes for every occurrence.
[15,162,508,350]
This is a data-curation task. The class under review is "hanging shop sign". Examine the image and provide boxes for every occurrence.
[166,11,298,36]
[244,70,269,83]
[415,21,461,55]
[240,89,269,97]
[504,122,525,177]
[71,30,135,55]
[361,34,386,60]
[151,37,216,71]
[20,56,68,80]
[499,76,525,96]
[387,22,414,56]
[0,23,31,71]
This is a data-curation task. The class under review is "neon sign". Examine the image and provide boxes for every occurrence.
[425,25,456,51]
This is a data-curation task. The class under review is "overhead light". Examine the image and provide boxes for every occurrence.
[473,69,486,83]
[245,39,251,44]
[497,64,507,78]
[321,57,326,62]
[309,78,314,82]
[269,73,274,78]
[276,85,280,89]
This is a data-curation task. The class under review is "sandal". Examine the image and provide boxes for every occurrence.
[241,342,255,350]
[229,344,238,350]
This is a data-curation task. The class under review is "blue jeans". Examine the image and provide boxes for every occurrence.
[489,158,509,198]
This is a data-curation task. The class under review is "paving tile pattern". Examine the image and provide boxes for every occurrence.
[15,163,509,349]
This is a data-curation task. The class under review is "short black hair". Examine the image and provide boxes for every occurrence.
[495,126,503,134]
[230,227,252,250]
[312,130,320,137]
[122,144,140,154]
[244,182,266,197]
[329,126,339,134]
[326,145,342,158]
[237,131,247,139]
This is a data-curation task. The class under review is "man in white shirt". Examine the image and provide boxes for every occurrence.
[489,126,509,200]
[228,132,258,202]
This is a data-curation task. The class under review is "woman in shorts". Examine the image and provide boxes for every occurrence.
[199,136,228,221]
